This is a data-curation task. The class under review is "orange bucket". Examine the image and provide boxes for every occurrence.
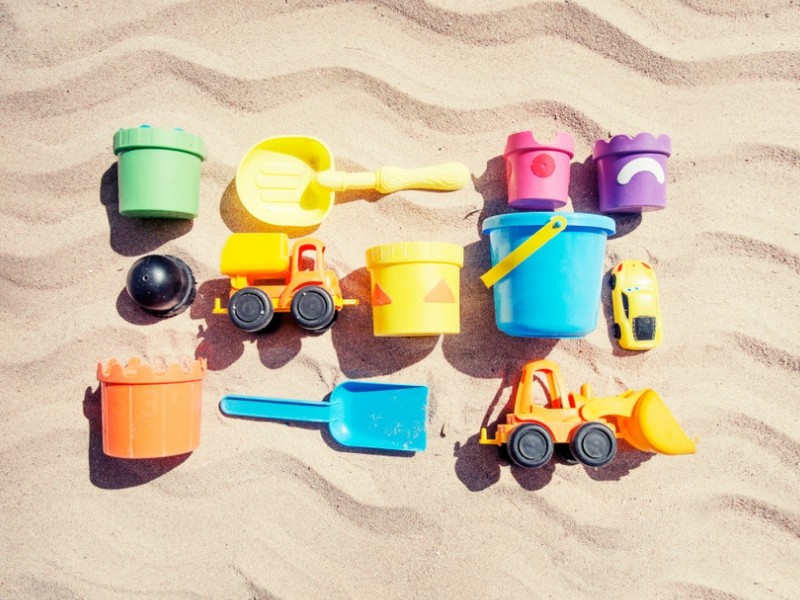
[97,357,207,459]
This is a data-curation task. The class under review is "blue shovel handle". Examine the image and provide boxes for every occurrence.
[220,395,333,423]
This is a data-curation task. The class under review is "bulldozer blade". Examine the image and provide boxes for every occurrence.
[580,390,696,456]
[626,390,696,455]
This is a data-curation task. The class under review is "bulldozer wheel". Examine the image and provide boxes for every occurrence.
[507,424,554,469]
[570,422,617,467]
[229,287,274,333]
[291,286,336,331]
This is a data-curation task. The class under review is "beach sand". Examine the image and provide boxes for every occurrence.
[1,1,799,598]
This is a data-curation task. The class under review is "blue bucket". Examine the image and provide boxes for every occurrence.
[482,212,615,338]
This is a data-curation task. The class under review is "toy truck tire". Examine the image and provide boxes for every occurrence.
[506,423,554,469]
[569,422,617,467]
[291,286,336,331]
[229,287,274,332]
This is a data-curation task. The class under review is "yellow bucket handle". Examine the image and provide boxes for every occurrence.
[480,215,567,288]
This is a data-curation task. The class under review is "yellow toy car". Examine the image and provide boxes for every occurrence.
[610,260,662,350]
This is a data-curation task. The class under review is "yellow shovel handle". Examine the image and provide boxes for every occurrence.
[316,163,470,193]
[480,215,567,288]
[375,163,470,193]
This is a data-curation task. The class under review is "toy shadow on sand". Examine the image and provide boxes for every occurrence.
[191,278,303,371]
[454,372,558,492]
[100,163,192,256]
[331,267,439,378]
[82,386,188,489]
[570,155,642,238]
[115,287,162,326]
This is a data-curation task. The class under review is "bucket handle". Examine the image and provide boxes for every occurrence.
[480,215,567,288]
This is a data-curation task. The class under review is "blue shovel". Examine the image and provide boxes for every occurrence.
[219,381,429,452]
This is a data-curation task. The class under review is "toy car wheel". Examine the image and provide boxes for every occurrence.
[570,422,617,468]
[613,323,621,339]
[609,273,617,290]
[291,286,336,331]
[229,287,274,333]
[507,423,554,469]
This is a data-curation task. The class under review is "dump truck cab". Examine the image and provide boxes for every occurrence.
[280,238,344,308]
[214,233,357,333]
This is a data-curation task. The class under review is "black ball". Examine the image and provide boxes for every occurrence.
[125,255,196,317]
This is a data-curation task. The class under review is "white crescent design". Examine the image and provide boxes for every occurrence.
[616,157,665,185]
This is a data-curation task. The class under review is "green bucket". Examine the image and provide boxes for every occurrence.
[113,125,206,219]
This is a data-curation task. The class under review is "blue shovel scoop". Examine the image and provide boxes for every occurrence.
[219,381,429,452]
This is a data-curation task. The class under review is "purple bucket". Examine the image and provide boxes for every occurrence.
[505,131,574,210]
[592,133,671,213]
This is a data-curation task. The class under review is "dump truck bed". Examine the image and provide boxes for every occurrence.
[220,233,290,279]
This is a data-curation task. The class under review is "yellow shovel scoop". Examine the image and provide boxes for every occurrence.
[236,136,471,227]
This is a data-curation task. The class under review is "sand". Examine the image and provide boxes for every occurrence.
[1,1,799,598]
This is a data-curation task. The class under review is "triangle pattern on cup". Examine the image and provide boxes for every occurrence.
[372,283,392,306]
[423,279,455,303]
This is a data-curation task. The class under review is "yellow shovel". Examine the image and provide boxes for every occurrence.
[236,136,470,227]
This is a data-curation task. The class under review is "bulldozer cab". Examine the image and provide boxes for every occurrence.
[514,359,570,413]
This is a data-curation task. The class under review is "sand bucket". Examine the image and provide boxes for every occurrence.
[97,358,207,459]
[113,125,206,219]
[504,131,574,210]
[365,242,464,336]
[482,212,615,338]
[592,133,671,213]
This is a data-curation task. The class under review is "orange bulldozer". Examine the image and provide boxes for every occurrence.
[480,359,696,468]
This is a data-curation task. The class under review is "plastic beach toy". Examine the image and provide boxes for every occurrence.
[126,255,196,317]
[213,233,358,333]
[365,242,464,336]
[480,215,566,288]
[482,212,615,338]
[480,359,696,468]
[610,259,663,350]
[592,133,671,213]
[97,358,207,459]
[235,136,470,227]
[113,125,205,219]
[220,381,429,452]
[504,131,574,210]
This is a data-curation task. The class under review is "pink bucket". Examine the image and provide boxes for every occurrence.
[504,131,574,210]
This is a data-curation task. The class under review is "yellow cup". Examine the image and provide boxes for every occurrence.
[365,242,464,336]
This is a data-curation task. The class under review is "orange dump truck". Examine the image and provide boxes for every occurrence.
[214,233,357,333]
[480,359,696,468]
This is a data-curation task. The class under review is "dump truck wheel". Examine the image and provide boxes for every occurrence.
[570,422,617,467]
[613,323,621,339]
[291,286,336,331]
[229,287,274,333]
[609,273,617,290]
[507,424,554,469]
